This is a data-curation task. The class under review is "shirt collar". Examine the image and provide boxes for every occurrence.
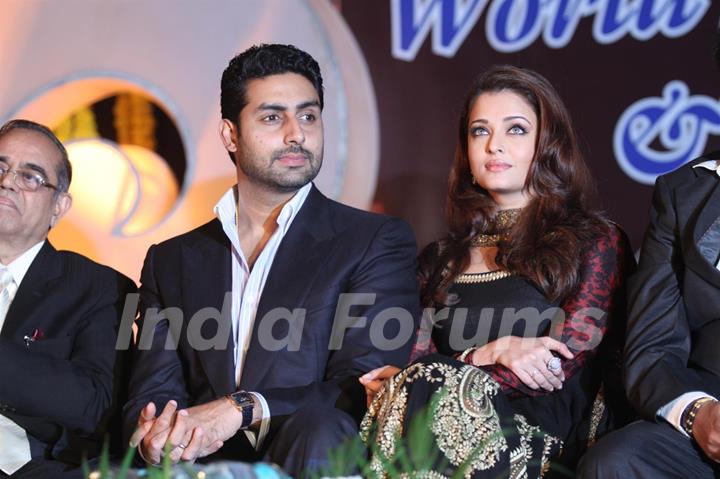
[693,159,720,177]
[214,182,312,240]
[2,240,44,286]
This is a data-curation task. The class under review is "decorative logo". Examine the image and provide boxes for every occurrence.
[391,0,710,60]
[614,81,720,185]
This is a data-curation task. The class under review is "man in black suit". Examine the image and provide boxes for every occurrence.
[123,44,420,476]
[579,160,720,474]
[578,40,720,478]
[580,151,720,477]
[0,119,136,478]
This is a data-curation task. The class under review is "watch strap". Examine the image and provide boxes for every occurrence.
[226,391,254,429]
[681,397,715,437]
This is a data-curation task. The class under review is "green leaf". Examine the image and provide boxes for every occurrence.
[116,446,136,479]
[81,453,91,479]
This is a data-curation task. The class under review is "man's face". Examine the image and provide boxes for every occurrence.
[0,129,71,248]
[221,72,323,192]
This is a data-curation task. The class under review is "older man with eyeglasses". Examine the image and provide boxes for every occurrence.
[0,119,136,479]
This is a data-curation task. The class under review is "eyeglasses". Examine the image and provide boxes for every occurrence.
[0,165,57,192]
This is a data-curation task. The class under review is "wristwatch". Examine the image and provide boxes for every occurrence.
[682,397,716,437]
[226,390,255,429]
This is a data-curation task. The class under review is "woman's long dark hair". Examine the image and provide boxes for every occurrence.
[423,65,608,306]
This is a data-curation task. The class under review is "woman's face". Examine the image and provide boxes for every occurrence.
[467,90,537,209]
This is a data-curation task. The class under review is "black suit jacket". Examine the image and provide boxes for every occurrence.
[0,241,136,466]
[625,153,720,419]
[123,186,420,448]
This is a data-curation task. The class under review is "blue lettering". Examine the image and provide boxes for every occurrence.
[391,0,487,61]
[488,0,543,52]
[594,0,636,43]
[638,0,660,30]
[614,81,720,184]
[391,0,710,61]
[545,0,591,48]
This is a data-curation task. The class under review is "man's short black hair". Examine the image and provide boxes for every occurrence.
[0,119,72,193]
[220,43,324,124]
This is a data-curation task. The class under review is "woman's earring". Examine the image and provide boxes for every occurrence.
[471,175,477,185]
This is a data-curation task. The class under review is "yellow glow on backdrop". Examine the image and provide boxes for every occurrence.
[121,145,178,235]
[63,140,139,233]
[58,140,178,235]
[49,140,180,270]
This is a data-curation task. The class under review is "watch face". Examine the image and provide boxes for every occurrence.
[232,391,254,408]
[230,391,254,429]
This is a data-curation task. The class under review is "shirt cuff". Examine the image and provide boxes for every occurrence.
[243,392,271,451]
[657,391,716,437]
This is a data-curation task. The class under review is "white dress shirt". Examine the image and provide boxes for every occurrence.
[0,240,45,471]
[657,160,720,435]
[0,240,44,332]
[213,182,311,449]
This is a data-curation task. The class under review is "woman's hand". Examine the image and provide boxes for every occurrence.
[471,336,573,392]
[359,365,401,406]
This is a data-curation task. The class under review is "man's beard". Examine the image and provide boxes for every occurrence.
[239,145,323,193]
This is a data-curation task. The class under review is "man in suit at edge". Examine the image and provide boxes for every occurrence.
[579,43,720,477]
[0,119,136,478]
[123,43,420,476]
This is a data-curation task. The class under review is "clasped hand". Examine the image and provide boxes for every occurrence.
[129,398,243,464]
[359,336,574,405]
[472,336,573,392]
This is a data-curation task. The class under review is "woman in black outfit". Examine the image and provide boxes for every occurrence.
[359,65,635,478]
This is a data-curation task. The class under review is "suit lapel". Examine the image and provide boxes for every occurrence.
[683,170,720,289]
[240,186,334,390]
[181,220,236,396]
[1,241,61,338]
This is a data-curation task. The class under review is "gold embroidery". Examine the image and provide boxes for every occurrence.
[360,364,419,477]
[470,233,503,247]
[458,366,497,419]
[455,270,513,283]
[493,208,522,228]
[398,473,449,479]
[540,434,563,477]
[509,445,528,479]
[362,362,508,478]
[510,414,563,478]
[361,361,563,479]
[431,366,507,477]
[586,387,606,448]
[470,208,522,247]
[514,414,537,479]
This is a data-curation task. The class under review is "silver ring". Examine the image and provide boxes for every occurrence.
[177,443,187,450]
[547,357,562,372]
[531,369,540,377]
